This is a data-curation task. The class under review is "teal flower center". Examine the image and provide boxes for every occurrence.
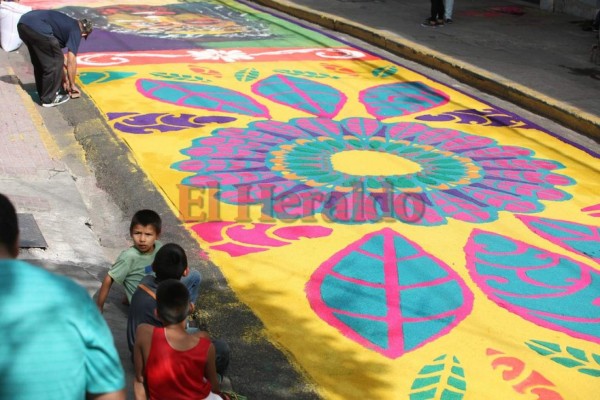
[269,136,482,193]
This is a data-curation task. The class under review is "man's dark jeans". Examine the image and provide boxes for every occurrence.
[17,23,63,104]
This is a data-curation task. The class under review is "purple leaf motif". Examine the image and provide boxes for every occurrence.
[306,228,473,358]
[252,74,346,118]
[107,112,236,134]
[416,107,536,129]
[136,79,270,117]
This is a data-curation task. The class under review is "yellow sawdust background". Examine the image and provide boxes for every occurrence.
[78,57,600,399]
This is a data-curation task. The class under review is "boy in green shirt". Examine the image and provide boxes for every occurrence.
[97,209,162,313]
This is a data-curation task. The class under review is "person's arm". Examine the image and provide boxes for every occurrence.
[96,274,114,313]
[65,51,80,97]
[83,289,126,399]
[87,390,126,400]
[204,342,220,395]
[134,325,152,400]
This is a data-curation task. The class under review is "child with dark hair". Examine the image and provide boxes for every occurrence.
[134,279,222,400]
[151,241,189,281]
[127,243,200,351]
[127,243,228,396]
[97,209,163,312]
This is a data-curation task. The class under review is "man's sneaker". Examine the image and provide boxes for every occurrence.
[421,18,441,27]
[446,18,453,24]
[42,93,70,108]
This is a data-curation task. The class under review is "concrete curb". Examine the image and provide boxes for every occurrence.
[248,0,600,140]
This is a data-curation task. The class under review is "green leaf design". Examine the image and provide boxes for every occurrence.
[409,354,466,400]
[527,340,563,354]
[579,369,600,377]
[551,357,584,367]
[566,346,589,362]
[526,339,600,377]
[372,65,398,78]
[273,69,339,79]
[235,68,260,82]
[149,72,210,82]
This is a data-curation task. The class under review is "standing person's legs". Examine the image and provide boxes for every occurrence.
[37,36,63,104]
[429,0,437,21]
[424,0,444,25]
[17,24,43,96]
[433,0,445,21]
[16,23,63,104]
[28,48,44,97]
[445,0,454,21]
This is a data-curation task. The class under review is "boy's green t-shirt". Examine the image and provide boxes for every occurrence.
[108,241,162,301]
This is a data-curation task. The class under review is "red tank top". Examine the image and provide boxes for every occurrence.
[146,327,212,400]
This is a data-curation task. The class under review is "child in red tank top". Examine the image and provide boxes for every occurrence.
[134,279,222,400]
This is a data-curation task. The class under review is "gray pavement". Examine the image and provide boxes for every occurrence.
[246,0,600,139]
[1,0,599,398]
[0,48,137,395]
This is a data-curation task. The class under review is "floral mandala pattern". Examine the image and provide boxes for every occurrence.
[269,127,482,193]
[175,116,573,225]
[74,0,599,395]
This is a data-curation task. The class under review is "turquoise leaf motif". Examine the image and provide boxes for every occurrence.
[526,339,600,377]
[150,72,211,82]
[234,67,260,82]
[136,79,270,118]
[252,74,347,118]
[410,354,467,399]
[273,69,339,79]
[517,215,600,262]
[79,71,136,85]
[466,229,600,345]
[359,82,449,119]
[372,65,398,78]
[305,228,473,358]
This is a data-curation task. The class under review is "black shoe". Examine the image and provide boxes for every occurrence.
[446,18,453,24]
[42,93,70,108]
[421,18,441,27]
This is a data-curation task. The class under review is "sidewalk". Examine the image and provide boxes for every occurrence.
[0,47,136,397]
[246,0,600,139]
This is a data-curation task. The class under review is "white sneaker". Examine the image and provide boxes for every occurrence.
[42,93,70,108]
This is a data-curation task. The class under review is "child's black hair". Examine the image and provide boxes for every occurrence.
[152,243,187,282]
[0,194,19,256]
[156,279,190,325]
[129,209,161,235]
